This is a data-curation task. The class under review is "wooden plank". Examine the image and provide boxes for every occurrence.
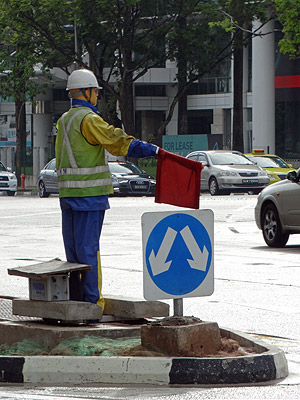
[8,258,91,278]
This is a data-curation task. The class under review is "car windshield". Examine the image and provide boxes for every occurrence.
[209,153,253,166]
[247,156,288,168]
[0,162,7,172]
[109,162,143,175]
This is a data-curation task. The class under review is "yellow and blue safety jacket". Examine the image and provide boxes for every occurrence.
[55,99,157,209]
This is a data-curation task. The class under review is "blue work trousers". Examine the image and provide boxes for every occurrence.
[61,206,105,308]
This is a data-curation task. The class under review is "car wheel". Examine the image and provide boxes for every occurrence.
[209,177,219,196]
[38,181,50,198]
[7,191,15,196]
[262,203,289,247]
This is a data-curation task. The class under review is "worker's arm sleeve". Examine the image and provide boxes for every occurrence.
[127,140,159,158]
[81,114,135,156]
[82,114,159,157]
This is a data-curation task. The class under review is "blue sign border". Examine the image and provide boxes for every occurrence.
[145,213,212,296]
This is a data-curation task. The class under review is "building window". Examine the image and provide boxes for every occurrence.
[187,110,213,134]
[135,110,165,141]
[135,85,166,96]
[0,96,14,102]
[53,89,69,101]
[276,101,300,159]
[188,56,231,95]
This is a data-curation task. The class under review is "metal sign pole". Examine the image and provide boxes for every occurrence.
[173,298,183,316]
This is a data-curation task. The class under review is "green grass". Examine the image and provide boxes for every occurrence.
[137,158,157,178]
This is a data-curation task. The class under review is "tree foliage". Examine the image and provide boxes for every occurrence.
[275,0,300,59]
[0,0,69,181]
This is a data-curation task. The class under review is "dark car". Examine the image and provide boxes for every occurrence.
[109,161,155,196]
[37,159,155,197]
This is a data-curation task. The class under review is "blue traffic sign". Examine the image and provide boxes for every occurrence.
[145,213,213,297]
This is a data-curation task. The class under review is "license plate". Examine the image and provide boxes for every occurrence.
[133,185,147,190]
[242,179,258,184]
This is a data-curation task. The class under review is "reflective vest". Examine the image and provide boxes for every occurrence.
[56,107,113,198]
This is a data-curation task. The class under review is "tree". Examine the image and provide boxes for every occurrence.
[1,0,177,138]
[74,0,176,135]
[0,0,75,183]
[274,0,300,59]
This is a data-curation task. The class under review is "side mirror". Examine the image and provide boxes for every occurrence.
[7,167,12,172]
[287,170,298,182]
[201,161,208,167]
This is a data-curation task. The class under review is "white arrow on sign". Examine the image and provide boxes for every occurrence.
[180,225,209,271]
[149,227,177,276]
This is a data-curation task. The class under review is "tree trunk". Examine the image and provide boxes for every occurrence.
[15,98,26,185]
[232,33,244,152]
[119,71,135,136]
[177,14,188,135]
[232,0,245,152]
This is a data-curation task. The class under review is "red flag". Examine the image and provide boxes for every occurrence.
[155,149,202,209]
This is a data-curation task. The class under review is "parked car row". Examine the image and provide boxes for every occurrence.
[0,161,17,196]
[7,148,300,249]
[37,159,156,198]
[37,149,295,199]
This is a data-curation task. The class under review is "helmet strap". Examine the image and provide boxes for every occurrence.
[68,88,93,104]
[87,88,92,103]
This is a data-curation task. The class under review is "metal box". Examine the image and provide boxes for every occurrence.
[29,274,69,301]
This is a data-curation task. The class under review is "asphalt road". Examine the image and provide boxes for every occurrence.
[0,193,299,399]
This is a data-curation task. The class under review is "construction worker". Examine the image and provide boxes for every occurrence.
[55,69,158,312]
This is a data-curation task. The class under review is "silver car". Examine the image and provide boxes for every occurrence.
[37,158,58,197]
[255,169,300,247]
[186,150,269,195]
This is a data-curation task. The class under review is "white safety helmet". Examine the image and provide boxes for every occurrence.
[66,69,100,90]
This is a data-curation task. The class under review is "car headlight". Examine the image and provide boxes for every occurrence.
[9,174,17,180]
[259,170,268,176]
[118,179,129,184]
[111,174,118,183]
[267,174,273,179]
[218,171,238,176]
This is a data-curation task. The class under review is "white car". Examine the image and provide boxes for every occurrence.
[0,161,17,196]
[255,169,300,247]
[186,150,269,195]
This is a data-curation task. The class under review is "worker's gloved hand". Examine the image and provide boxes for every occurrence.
[128,140,160,158]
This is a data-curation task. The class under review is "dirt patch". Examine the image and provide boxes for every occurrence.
[121,336,255,358]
